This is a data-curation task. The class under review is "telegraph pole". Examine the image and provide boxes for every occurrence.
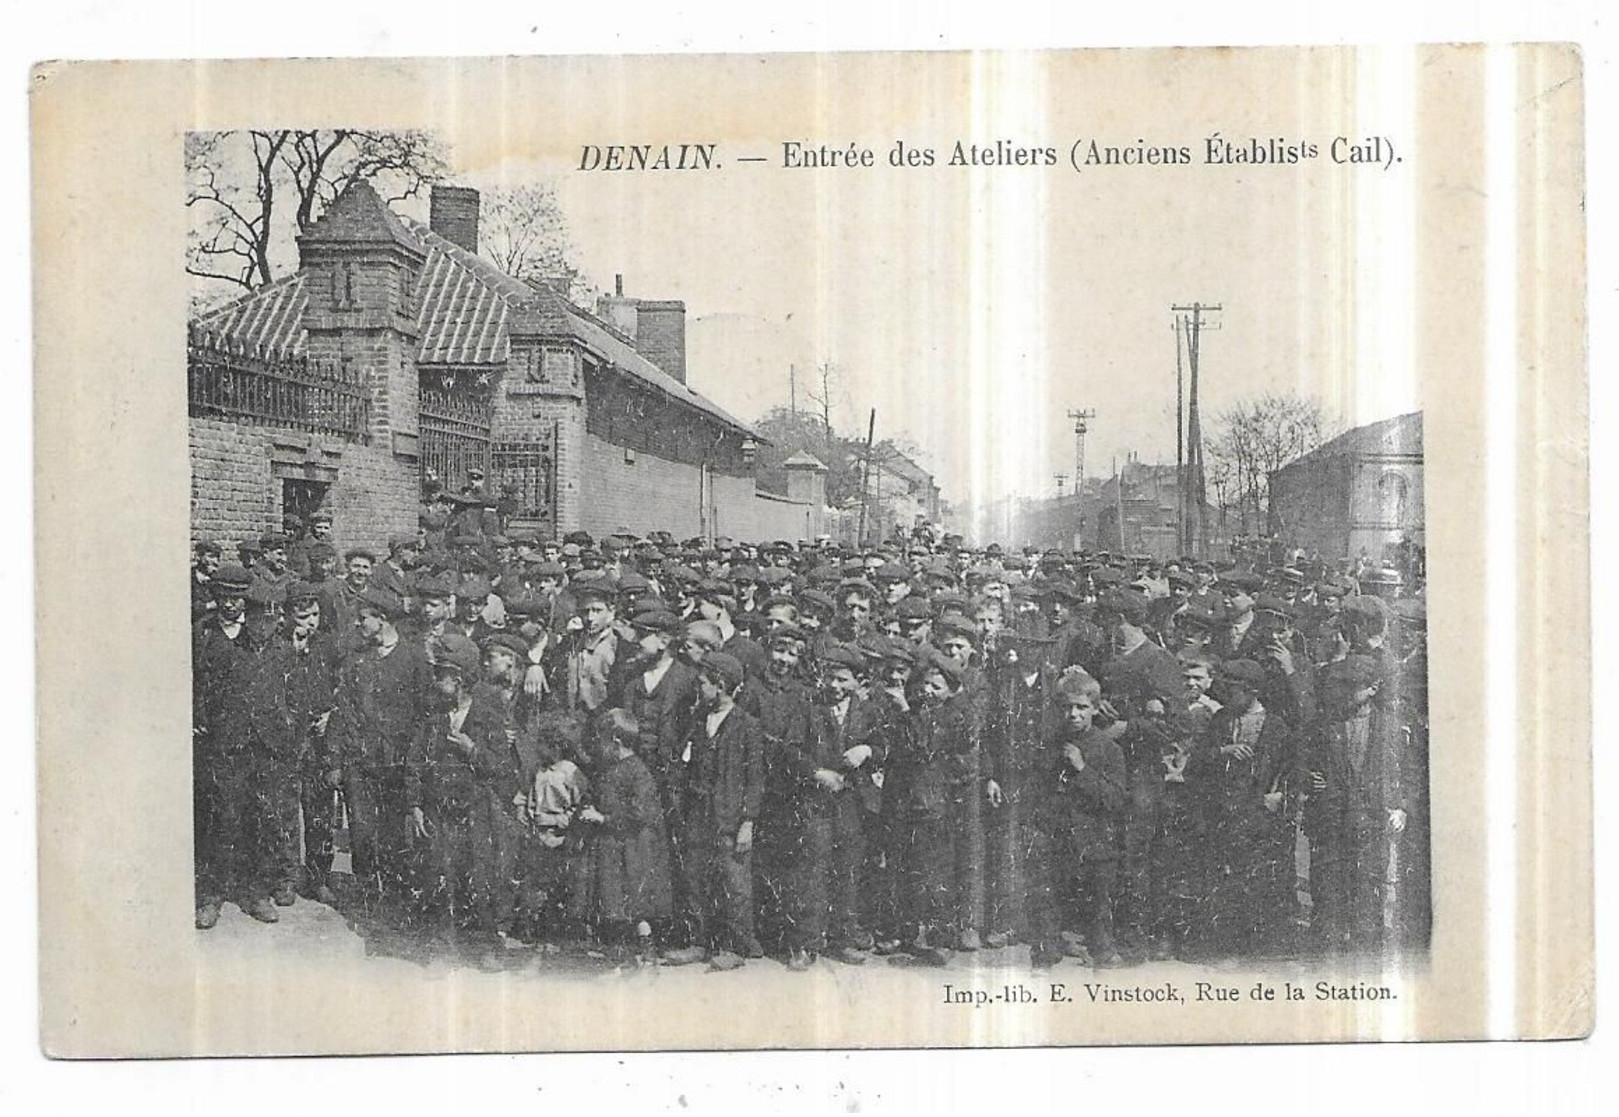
[1066,408,1097,491]
[1171,302,1221,557]
[857,407,877,546]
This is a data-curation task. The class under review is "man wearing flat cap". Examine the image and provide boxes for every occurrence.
[776,643,887,969]
[1304,652,1407,956]
[1216,570,1266,658]
[1094,586,1184,961]
[322,583,436,925]
[556,579,632,717]
[1180,658,1300,960]
[192,572,293,930]
[621,608,700,821]
[664,651,767,970]
[251,530,295,600]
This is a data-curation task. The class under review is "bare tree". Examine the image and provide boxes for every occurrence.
[479,183,593,300]
[802,361,846,438]
[1207,392,1333,534]
[186,129,448,299]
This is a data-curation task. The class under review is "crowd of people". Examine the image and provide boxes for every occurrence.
[191,491,1429,975]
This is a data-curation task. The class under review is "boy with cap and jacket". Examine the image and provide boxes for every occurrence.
[194,566,289,929]
[1304,652,1404,956]
[1027,669,1127,969]
[778,644,884,970]
[271,582,344,909]
[326,585,436,922]
[883,648,980,964]
[663,651,766,970]
[1096,587,1184,961]
[405,632,524,959]
[1186,658,1299,960]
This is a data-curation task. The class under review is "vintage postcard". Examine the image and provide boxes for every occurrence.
[33,46,1589,1056]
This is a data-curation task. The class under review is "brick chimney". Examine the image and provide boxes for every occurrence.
[429,185,480,254]
[632,299,687,384]
[595,275,688,384]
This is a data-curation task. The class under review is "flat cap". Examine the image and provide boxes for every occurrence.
[699,650,745,689]
[210,564,252,595]
[481,632,530,660]
[434,633,483,677]
[1218,658,1268,687]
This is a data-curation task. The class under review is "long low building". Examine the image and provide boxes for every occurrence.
[189,181,827,550]
[1267,411,1424,562]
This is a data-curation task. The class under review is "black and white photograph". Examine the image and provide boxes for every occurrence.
[184,131,1431,983]
[31,43,1589,1058]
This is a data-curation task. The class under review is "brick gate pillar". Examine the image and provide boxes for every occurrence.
[295,181,426,549]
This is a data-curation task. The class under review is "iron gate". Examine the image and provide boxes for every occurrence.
[491,422,559,533]
[419,382,492,495]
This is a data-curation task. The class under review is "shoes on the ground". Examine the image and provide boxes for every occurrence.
[1064,940,1094,966]
[272,882,298,907]
[828,945,868,966]
[909,943,948,967]
[985,930,1015,949]
[736,937,766,959]
[786,948,816,972]
[1029,948,1064,970]
[849,930,876,951]
[958,928,982,951]
[314,883,339,906]
[195,901,221,930]
[873,938,904,956]
[1091,937,1125,967]
[241,897,280,924]
[708,950,745,972]
[661,945,708,966]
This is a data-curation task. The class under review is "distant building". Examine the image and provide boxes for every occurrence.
[958,457,1224,558]
[1268,411,1424,561]
[864,447,942,540]
[189,181,826,550]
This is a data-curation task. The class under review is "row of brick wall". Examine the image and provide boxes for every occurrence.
[190,416,416,554]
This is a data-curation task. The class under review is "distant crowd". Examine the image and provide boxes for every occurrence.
[191,489,1428,974]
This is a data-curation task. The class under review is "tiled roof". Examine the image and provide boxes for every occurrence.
[192,273,308,358]
[403,219,513,365]
[191,192,755,437]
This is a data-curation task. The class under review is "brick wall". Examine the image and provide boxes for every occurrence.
[190,416,417,555]
[718,486,818,544]
[190,417,278,547]
[496,342,586,535]
[581,432,706,538]
[578,432,818,543]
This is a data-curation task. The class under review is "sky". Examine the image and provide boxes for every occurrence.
[207,49,1430,515]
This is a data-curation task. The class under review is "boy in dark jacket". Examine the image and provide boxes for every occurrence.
[326,585,436,921]
[574,708,673,967]
[884,648,980,964]
[193,571,293,929]
[663,651,766,970]
[779,644,884,970]
[1028,669,1127,969]
[405,632,522,958]
[1186,658,1299,960]
[272,584,343,908]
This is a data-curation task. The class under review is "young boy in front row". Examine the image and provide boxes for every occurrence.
[1027,668,1127,969]
[662,651,766,971]
[573,708,673,967]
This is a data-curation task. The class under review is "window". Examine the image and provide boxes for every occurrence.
[1379,471,1409,526]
